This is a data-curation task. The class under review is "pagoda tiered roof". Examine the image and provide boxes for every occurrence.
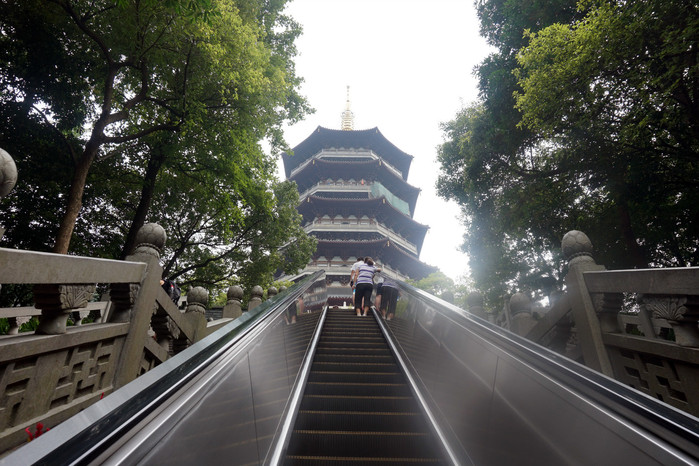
[282,126,413,180]
[298,195,428,252]
[290,158,420,215]
[314,238,437,280]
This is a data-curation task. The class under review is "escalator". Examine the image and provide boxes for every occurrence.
[285,308,445,464]
[4,270,699,465]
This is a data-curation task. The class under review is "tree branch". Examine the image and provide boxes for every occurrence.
[102,123,180,144]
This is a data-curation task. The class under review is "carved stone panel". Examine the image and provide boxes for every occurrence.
[33,284,97,334]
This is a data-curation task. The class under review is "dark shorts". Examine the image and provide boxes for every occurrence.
[355,282,373,309]
[380,286,399,314]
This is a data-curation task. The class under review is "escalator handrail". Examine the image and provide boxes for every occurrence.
[266,305,329,465]
[373,306,472,466]
[4,271,325,466]
[390,280,699,461]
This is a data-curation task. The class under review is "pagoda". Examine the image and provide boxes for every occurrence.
[282,88,436,305]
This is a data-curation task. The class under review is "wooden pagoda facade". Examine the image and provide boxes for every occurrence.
[282,124,436,306]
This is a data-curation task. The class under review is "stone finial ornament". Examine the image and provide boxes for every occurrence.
[267,286,278,297]
[466,291,487,319]
[0,148,18,199]
[509,293,533,316]
[248,285,264,311]
[227,285,244,303]
[562,230,593,263]
[132,223,166,258]
[223,285,243,319]
[186,287,208,316]
[467,292,484,309]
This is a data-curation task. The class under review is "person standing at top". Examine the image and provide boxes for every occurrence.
[350,256,365,311]
[355,257,380,317]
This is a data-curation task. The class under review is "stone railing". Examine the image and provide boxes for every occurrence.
[482,230,699,417]
[0,226,277,453]
[0,150,281,452]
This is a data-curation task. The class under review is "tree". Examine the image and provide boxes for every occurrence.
[0,0,309,254]
[514,0,699,267]
[437,0,582,306]
[438,0,699,307]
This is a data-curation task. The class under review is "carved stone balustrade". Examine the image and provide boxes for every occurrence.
[33,284,96,334]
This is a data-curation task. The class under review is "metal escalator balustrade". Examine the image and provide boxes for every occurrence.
[284,307,447,465]
[3,272,328,466]
[7,270,699,465]
[380,281,699,466]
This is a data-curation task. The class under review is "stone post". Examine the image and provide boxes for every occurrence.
[172,286,207,353]
[267,286,278,299]
[509,292,537,336]
[222,285,243,319]
[0,148,18,241]
[113,223,166,389]
[248,285,264,311]
[466,292,488,320]
[562,230,613,376]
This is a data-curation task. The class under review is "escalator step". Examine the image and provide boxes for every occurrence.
[285,457,442,465]
[311,361,398,373]
[286,430,443,459]
[303,381,413,397]
[293,410,427,432]
[313,353,394,362]
[300,394,417,413]
[285,309,445,465]
[307,371,403,385]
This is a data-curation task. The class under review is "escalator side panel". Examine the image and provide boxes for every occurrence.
[386,286,699,465]
[135,310,323,465]
[1,272,328,466]
[135,355,259,465]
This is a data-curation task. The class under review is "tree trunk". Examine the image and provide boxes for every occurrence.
[52,148,97,254]
[616,197,648,269]
[120,145,168,258]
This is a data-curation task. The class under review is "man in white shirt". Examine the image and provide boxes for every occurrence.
[349,256,364,288]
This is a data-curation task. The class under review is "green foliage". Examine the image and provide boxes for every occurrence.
[438,0,699,307]
[514,0,699,268]
[408,272,474,308]
[20,318,39,333]
[0,0,316,297]
[0,0,311,253]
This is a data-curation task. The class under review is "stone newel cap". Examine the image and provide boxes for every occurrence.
[562,230,593,261]
[0,148,18,198]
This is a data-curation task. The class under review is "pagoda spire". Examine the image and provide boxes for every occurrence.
[340,85,354,131]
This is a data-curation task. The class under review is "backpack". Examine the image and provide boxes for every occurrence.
[161,279,181,304]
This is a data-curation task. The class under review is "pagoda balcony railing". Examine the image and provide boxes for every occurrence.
[289,149,402,179]
[299,181,412,216]
[298,180,372,202]
[304,263,409,282]
[304,221,418,255]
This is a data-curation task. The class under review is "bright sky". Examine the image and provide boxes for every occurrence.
[278,0,491,282]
